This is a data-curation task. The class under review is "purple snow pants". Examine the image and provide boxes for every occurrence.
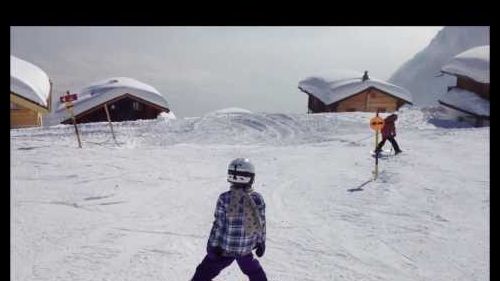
[191,251,267,281]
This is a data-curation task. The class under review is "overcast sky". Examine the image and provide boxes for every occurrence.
[11,26,443,117]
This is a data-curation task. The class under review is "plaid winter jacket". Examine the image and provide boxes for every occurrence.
[207,189,266,257]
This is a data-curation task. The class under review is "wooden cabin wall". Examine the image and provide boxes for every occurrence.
[307,87,408,114]
[308,95,326,112]
[308,95,341,113]
[365,89,399,112]
[11,105,41,128]
[456,76,489,100]
[64,96,166,124]
[336,89,399,112]
[336,92,369,112]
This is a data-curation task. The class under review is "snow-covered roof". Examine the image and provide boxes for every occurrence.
[441,45,489,83]
[54,77,170,117]
[298,70,412,105]
[10,55,51,107]
[439,87,489,117]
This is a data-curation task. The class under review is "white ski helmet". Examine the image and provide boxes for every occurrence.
[227,158,255,185]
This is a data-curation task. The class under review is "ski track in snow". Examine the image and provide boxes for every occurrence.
[11,108,489,281]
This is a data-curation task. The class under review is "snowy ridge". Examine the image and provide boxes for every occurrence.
[12,107,436,147]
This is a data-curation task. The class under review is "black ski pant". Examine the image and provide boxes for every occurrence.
[376,136,401,153]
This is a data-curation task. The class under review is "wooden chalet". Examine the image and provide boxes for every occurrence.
[53,77,171,125]
[299,71,412,114]
[439,46,489,127]
[10,56,52,128]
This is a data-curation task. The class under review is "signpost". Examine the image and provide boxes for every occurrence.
[61,91,82,148]
[103,103,119,146]
[369,112,384,180]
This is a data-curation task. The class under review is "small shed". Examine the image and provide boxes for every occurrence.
[298,70,412,113]
[53,77,172,124]
[10,55,52,128]
[439,45,489,126]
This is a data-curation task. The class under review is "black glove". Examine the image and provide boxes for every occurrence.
[255,243,265,257]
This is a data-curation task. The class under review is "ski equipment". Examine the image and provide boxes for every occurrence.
[371,149,393,158]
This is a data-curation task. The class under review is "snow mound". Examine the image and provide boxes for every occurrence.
[158,111,177,120]
[11,107,438,147]
[210,107,253,114]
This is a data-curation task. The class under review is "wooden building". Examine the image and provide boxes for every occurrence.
[306,87,409,113]
[299,71,412,113]
[10,56,52,129]
[53,77,172,125]
[452,75,489,100]
[439,45,489,127]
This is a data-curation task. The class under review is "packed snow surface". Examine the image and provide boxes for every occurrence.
[11,107,489,281]
[10,55,51,107]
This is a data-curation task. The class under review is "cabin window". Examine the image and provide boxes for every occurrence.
[133,101,142,111]
[370,92,377,98]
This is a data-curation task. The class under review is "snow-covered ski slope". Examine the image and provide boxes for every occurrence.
[11,106,489,281]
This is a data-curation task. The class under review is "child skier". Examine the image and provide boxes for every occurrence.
[191,158,267,281]
[375,113,402,155]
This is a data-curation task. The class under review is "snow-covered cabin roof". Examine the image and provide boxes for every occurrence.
[54,77,170,116]
[10,55,51,107]
[441,45,490,83]
[439,88,489,117]
[298,70,412,105]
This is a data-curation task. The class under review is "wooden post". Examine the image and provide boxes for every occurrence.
[375,110,379,149]
[369,110,384,180]
[67,104,82,148]
[373,130,379,180]
[104,103,118,145]
[61,91,82,148]
[374,110,380,180]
